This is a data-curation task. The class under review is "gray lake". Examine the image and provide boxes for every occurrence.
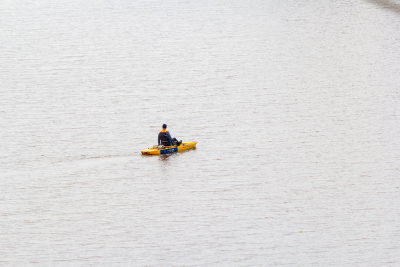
[1,0,400,266]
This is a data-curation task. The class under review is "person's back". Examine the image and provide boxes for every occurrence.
[158,124,172,146]
[158,124,181,147]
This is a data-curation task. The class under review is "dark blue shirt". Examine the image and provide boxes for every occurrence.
[158,130,172,145]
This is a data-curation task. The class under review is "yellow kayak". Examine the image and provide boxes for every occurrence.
[141,142,197,155]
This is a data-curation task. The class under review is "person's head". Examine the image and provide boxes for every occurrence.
[162,124,167,129]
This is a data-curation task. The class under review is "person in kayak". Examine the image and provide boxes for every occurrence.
[158,124,182,147]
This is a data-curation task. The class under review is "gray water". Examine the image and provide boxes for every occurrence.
[1,0,400,266]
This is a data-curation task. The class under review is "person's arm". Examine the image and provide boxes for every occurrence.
[166,132,172,143]
[158,132,161,145]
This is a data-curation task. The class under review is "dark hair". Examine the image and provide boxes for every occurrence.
[162,124,167,129]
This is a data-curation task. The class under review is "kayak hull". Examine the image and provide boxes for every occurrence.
[141,142,197,155]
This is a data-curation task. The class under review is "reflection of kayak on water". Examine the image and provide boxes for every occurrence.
[141,142,197,155]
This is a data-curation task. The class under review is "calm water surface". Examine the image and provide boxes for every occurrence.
[1,0,400,265]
